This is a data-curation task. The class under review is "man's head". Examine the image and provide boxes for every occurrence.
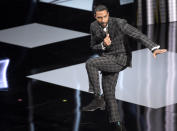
[94,5,109,28]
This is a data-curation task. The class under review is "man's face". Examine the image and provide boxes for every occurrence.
[95,10,109,28]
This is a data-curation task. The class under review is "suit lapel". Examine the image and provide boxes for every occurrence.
[108,17,114,39]
[95,21,106,39]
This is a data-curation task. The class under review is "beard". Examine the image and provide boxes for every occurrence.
[100,22,108,28]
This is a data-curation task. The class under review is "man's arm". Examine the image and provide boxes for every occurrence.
[118,19,159,51]
[117,18,167,57]
[90,24,106,51]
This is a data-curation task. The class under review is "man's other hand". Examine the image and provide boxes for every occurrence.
[153,49,167,58]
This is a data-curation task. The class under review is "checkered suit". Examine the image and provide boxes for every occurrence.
[86,17,159,122]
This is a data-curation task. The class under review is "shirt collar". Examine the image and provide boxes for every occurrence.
[103,24,108,31]
[99,24,108,31]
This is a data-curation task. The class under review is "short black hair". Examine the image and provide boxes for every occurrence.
[94,5,108,14]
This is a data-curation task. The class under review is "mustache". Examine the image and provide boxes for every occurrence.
[101,22,107,25]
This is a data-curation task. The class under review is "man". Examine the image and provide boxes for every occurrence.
[82,5,167,131]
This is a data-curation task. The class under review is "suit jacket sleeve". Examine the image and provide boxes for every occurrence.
[90,23,105,52]
[117,19,160,51]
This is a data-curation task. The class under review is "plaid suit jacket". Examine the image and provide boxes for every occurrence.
[90,17,159,67]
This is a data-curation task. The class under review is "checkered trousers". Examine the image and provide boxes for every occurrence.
[86,55,127,122]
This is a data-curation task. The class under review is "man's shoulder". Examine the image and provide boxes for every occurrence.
[90,20,98,27]
[110,17,127,23]
[90,17,127,29]
[90,17,125,25]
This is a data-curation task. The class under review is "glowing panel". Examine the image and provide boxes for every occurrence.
[0,59,9,89]
[40,0,93,11]
[0,23,89,48]
[120,0,134,5]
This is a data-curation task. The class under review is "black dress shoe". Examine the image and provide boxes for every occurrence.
[109,121,126,131]
[81,95,105,111]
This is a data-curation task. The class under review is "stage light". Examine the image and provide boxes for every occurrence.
[146,0,155,24]
[168,0,177,22]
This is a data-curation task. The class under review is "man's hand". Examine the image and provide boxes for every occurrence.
[153,49,167,58]
[103,34,111,47]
